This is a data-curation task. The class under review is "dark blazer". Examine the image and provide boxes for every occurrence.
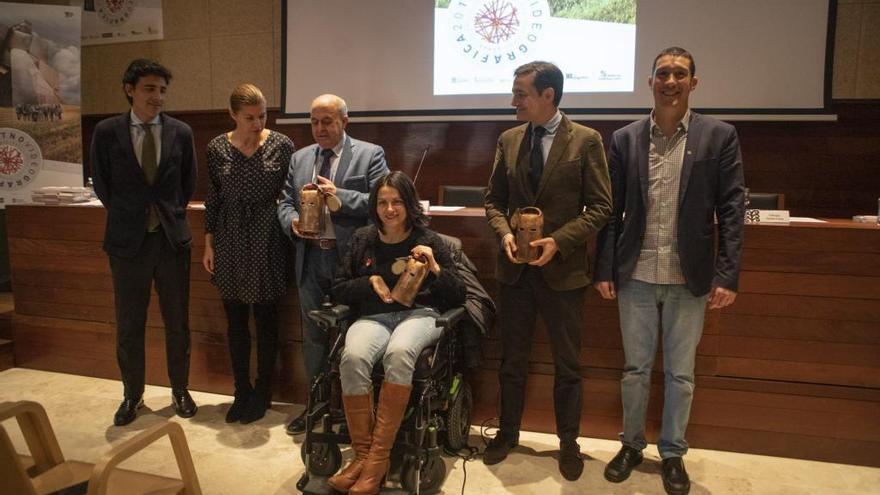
[594,112,745,296]
[485,113,613,291]
[277,135,389,285]
[91,112,197,258]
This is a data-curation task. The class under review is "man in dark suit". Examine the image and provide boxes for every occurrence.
[91,59,198,426]
[277,94,389,434]
[483,61,612,480]
[594,47,745,495]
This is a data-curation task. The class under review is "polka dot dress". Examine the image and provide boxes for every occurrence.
[205,130,295,303]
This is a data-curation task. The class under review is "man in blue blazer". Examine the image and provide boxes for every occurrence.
[277,94,389,434]
[594,47,745,495]
[91,59,198,426]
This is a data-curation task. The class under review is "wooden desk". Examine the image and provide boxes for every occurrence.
[6,204,879,466]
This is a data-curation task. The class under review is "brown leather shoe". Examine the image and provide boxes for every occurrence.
[327,393,373,493]
[349,382,411,495]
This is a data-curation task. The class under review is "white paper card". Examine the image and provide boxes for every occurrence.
[759,210,791,223]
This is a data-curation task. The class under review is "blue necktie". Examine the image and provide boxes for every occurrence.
[319,149,333,180]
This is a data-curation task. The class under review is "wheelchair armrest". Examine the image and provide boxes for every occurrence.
[307,304,352,330]
[435,306,467,330]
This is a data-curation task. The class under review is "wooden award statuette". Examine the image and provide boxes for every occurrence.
[299,183,342,237]
[511,206,543,263]
[391,254,430,307]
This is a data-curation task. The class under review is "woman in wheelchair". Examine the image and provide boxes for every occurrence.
[329,171,466,495]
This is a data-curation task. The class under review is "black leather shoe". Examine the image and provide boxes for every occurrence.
[171,389,198,418]
[605,445,643,482]
[285,409,307,435]
[482,433,518,465]
[113,397,143,426]
[558,440,584,481]
[661,456,691,495]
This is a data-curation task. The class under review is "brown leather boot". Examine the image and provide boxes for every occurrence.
[349,382,411,495]
[327,393,373,493]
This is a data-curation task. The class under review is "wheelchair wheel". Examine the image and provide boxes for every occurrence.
[443,379,472,451]
[300,441,342,477]
[400,452,446,494]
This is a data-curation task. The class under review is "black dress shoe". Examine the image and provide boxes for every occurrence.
[558,440,584,481]
[605,445,643,482]
[661,456,691,495]
[171,389,198,418]
[285,409,307,435]
[482,433,518,465]
[113,397,144,426]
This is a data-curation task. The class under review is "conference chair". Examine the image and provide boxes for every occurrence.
[748,192,785,210]
[0,400,202,495]
[437,185,486,207]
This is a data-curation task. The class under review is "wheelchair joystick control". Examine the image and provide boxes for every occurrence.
[321,295,333,310]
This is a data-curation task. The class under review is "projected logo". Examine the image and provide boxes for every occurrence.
[448,0,549,65]
[0,129,42,191]
[96,0,136,26]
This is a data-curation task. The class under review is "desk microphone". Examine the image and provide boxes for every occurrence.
[412,145,430,185]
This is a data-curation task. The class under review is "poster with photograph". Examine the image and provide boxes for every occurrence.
[0,2,83,207]
[73,0,163,46]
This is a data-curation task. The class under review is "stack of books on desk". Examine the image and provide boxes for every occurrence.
[31,186,93,205]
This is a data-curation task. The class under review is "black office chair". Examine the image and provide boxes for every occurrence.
[748,192,785,210]
[437,185,486,207]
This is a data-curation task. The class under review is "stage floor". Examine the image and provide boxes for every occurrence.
[2,367,878,495]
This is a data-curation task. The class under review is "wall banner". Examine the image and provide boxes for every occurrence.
[74,0,164,46]
[0,2,83,207]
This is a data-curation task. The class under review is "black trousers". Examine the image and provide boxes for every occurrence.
[108,231,191,400]
[498,267,584,443]
[222,299,279,393]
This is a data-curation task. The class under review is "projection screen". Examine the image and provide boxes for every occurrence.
[281,0,835,121]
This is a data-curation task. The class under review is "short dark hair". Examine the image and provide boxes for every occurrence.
[122,59,172,104]
[652,47,696,76]
[514,61,564,106]
[369,171,429,234]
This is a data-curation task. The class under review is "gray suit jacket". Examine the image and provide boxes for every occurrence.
[277,135,389,285]
[595,112,745,296]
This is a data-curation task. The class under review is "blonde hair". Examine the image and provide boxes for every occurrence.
[229,83,265,112]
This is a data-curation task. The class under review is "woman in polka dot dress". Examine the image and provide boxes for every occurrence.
[203,84,295,424]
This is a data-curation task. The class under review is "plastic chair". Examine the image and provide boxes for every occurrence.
[437,185,486,207]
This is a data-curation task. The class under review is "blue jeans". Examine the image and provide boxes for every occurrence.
[617,279,708,458]
[298,245,339,385]
[340,308,441,395]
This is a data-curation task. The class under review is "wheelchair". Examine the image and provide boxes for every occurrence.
[296,300,474,495]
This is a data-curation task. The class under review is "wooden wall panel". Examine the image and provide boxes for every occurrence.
[7,204,880,467]
[80,101,880,220]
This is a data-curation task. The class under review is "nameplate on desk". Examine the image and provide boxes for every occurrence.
[758,210,790,223]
